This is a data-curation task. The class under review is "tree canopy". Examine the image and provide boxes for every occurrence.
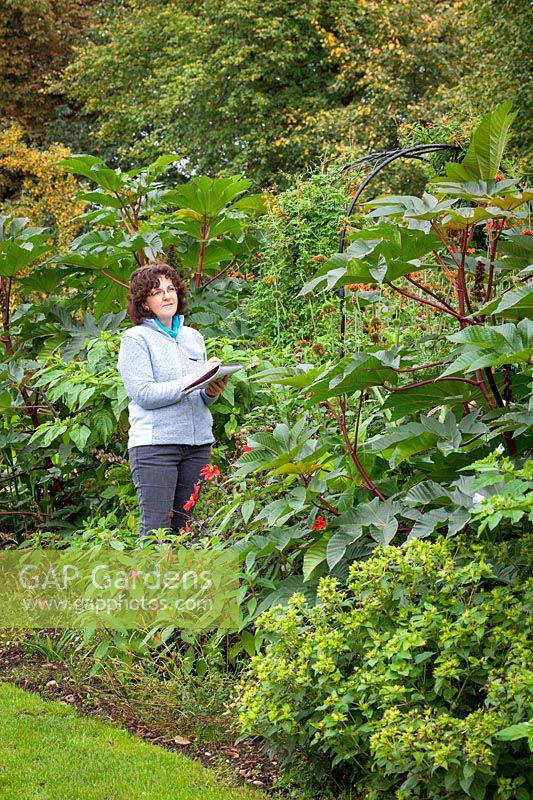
[0,0,99,141]
[56,0,531,186]
[62,0,345,184]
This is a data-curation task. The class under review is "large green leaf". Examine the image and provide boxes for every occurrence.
[0,218,52,277]
[498,233,533,272]
[443,320,533,375]
[364,192,458,233]
[477,284,533,320]
[382,379,487,420]
[299,223,440,295]
[304,351,400,403]
[303,535,330,581]
[440,102,517,181]
[167,176,252,217]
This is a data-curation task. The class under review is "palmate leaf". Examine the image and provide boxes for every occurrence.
[326,530,364,570]
[143,154,183,180]
[440,102,517,182]
[255,363,324,388]
[229,193,266,215]
[167,176,252,217]
[303,535,330,581]
[0,239,52,277]
[498,233,533,271]
[364,192,458,233]
[382,379,487,420]
[18,267,66,294]
[299,223,440,295]
[432,178,522,202]
[180,241,237,271]
[78,190,124,209]
[304,352,400,403]
[58,154,107,180]
[254,576,319,617]
[0,217,52,277]
[443,320,533,375]
[363,424,439,467]
[234,418,321,477]
[405,507,470,541]
[477,284,533,320]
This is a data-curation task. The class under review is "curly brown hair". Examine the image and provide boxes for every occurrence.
[126,261,188,325]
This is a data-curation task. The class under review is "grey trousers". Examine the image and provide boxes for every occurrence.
[129,444,211,538]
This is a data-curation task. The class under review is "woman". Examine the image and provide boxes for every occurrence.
[118,261,227,538]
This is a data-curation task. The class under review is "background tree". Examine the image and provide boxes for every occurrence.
[0,0,100,143]
[437,0,532,169]
[60,0,346,185]
[0,126,85,247]
[312,0,467,154]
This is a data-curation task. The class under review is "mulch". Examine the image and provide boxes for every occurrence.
[0,636,281,794]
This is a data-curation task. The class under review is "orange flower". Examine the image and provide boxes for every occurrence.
[311,515,327,531]
[183,482,201,511]
[521,229,533,236]
[183,495,196,512]
[466,247,476,254]
[199,464,221,481]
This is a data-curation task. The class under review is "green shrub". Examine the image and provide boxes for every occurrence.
[248,172,348,347]
[237,538,532,799]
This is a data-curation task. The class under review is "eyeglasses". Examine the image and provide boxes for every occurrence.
[148,287,178,299]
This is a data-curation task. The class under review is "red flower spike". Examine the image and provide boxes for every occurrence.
[312,515,327,531]
[199,464,221,481]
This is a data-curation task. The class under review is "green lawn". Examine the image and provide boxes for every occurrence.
[0,682,264,800]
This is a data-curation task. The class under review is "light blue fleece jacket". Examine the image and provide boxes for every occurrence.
[117,316,217,448]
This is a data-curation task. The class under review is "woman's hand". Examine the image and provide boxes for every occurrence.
[194,357,221,378]
[205,376,228,397]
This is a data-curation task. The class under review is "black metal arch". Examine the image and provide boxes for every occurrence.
[336,143,461,354]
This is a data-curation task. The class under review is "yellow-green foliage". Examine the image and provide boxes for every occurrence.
[238,537,532,799]
[0,124,85,248]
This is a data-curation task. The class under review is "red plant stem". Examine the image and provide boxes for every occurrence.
[195,220,209,289]
[483,367,504,408]
[324,400,385,501]
[0,277,13,357]
[387,282,471,324]
[384,375,497,409]
[0,277,45,430]
[114,192,135,233]
[431,221,461,268]
[395,360,451,373]
[315,497,340,516]
[405,275,456,312]
[458,226,475,317]
[100,269,130,289]
[473,370,498,409]
[433,250,455,280]
[485,220,504,303]
[353,391,364,452]
[202,257,237,288]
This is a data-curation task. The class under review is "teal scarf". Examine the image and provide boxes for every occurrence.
[154,315,181,340]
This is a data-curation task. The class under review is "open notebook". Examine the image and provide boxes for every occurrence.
[182,363,244,395]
